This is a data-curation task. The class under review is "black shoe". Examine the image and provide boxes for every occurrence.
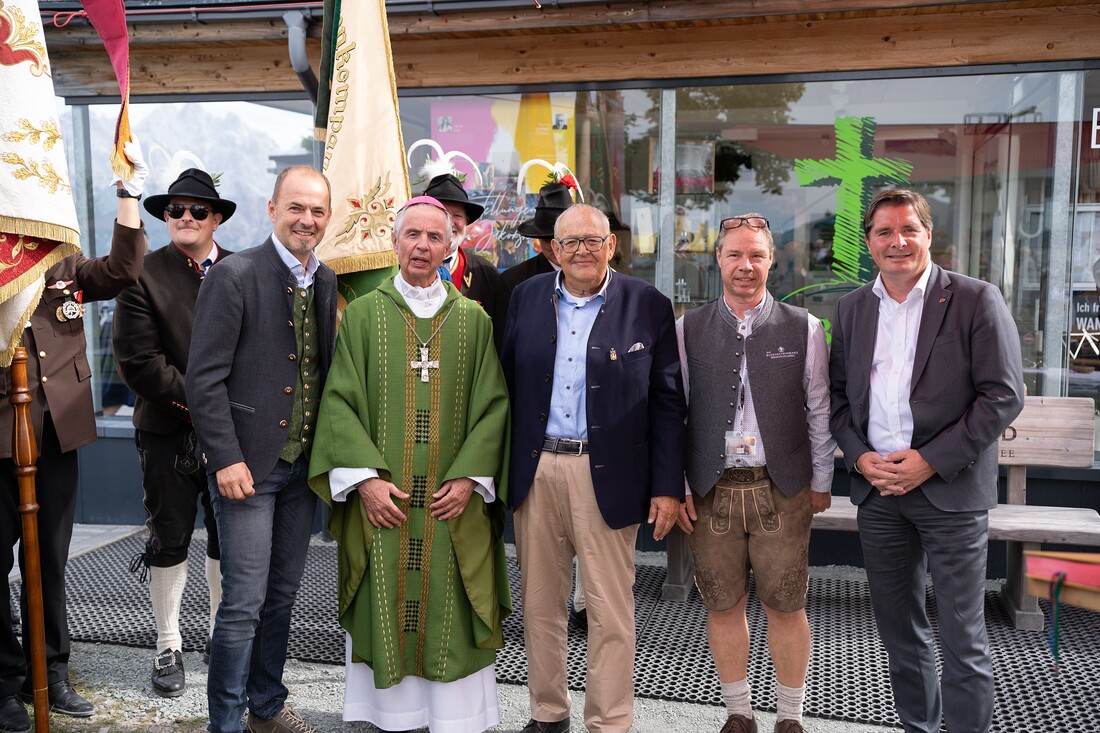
[0,696,29,733]
[202,638,211,666]
[569,603,587,631]
[18,680,93,717]
[152,649,185,698]
[521,719,569,733]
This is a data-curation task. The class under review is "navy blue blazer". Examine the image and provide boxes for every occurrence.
[502,271,687,529]
[187,238,337,484]
[829,264,1024,512]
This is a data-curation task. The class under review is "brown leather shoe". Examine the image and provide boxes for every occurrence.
[719,714,758,733]
[245,705,318,733]
[774,720,806,733]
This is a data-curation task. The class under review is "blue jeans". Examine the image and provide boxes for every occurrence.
[206,458,316,733]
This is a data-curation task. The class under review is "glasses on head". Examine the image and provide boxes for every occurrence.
[555,235,609,253]
[720,216,769,231]
[165,204,212,221]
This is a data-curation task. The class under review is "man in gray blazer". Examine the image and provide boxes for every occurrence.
[829,189,1024,733]
[187,166,336,733]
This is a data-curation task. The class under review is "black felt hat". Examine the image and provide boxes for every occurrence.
[518,182,574,239]
[144,168,237,222]
[422,173,484,222]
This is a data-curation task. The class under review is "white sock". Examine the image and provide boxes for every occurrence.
[150,562,188,653]
[776,682,805,723]
[572,557,586,612]
[206,556,222,639]
[721,678,753,719]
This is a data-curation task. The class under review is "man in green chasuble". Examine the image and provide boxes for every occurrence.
[309,196,510,733]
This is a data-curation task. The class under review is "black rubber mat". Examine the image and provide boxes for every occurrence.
[19,533,1100,732]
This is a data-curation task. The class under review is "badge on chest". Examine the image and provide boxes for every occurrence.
[726,430,757,457]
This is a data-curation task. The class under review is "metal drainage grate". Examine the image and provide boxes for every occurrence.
[17,533,1100,732]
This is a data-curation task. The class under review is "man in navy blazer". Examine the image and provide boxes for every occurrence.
[502,204,686,733]
[187,166,336,733]
[830,189,1024,733]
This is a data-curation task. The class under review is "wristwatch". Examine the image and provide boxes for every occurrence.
[116,187,141,200]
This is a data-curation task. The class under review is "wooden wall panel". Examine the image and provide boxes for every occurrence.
[390,6,1100,88]
[45,4,1100,98]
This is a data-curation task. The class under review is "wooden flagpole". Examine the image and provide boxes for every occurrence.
[10,346,48,731]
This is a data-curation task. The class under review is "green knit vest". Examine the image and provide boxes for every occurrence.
[281,286,321,463]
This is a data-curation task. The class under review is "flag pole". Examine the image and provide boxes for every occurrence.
[10,345,48,731]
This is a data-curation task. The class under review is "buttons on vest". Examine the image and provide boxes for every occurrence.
[284,387,293,394]
[41,376,48,384]
[287,320,294,328]
[38,351,45,358]
[539,413,547,422]
[530,450,538,458]
[279,420,289,428]
[285,287,293,295]
[288,354,297,361]
[543,374,551,382]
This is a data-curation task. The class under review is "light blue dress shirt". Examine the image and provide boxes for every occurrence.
[545,270,612,441]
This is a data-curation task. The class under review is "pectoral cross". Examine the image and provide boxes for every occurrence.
[410,346,439,382]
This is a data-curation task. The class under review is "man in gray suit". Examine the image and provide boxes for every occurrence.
[187,166,336,733]
[829,189,1024,733]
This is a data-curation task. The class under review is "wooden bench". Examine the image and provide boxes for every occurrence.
[662,396,1100,631]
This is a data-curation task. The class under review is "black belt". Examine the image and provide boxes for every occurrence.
[722,466,769,483]
[542,437,589,455]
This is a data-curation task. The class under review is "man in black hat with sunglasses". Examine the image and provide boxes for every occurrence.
[0,141,148,732]
[422,173,505,341]
[113,168,237,700]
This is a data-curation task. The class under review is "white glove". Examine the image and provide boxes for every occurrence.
[110,137,149,197]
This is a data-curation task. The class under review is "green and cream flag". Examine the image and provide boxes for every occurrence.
[314,0,407,306]
[0,0,81,366]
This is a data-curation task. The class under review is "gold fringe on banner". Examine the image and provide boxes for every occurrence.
[323,249,399,276]
[0,214,81,249]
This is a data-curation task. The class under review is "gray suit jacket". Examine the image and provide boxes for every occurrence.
[186,238,337,484]
[829,264,1024,512]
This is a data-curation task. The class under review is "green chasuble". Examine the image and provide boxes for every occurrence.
[309,278,511,688]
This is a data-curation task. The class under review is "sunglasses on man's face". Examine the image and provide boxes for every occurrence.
[165,204,212,221]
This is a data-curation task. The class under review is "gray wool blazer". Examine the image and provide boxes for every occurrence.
[829,264,1025,512]
[186,237,337,484]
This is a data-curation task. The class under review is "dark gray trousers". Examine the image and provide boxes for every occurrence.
[857,488,993,733]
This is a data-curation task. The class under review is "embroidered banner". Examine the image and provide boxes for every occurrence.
[81,0,133,178]
[314,0,407,296]
[0,0,80,366]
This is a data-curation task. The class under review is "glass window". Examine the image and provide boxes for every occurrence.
[69,99,315,416]
[400,90,658,280]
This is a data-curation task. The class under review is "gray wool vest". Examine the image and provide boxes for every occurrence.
[682,295,813,497]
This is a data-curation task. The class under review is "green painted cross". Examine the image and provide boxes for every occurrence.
[795,116,913,284]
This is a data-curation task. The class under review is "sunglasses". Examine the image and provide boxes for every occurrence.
[165,204,213,221]
[720,216,769,231]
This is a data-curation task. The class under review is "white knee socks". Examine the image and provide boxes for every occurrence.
[206,556,222,639]
[150,562,188,653]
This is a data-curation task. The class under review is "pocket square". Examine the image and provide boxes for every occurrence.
[627,342,645,353]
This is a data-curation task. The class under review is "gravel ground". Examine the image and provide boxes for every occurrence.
[40,641,892,733]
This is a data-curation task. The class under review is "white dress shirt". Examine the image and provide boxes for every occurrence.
[867,264,934,455]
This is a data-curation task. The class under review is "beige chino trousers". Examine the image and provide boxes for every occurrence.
[514,451,639,733]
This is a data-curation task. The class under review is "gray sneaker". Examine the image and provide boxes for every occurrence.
[245,704,319,733]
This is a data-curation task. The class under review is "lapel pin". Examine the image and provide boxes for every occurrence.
[609,347,618,361]
[939,298,946,303]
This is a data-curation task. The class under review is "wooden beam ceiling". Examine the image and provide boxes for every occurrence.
[42,2,1100,98]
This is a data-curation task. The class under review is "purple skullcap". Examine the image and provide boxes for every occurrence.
[400,195,449,213]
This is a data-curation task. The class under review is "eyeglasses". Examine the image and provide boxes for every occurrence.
[165,204,212,221]
[720,216,769,231]
[555,235,609,253]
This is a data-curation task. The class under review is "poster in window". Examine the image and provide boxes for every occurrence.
[649,138,715,195]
